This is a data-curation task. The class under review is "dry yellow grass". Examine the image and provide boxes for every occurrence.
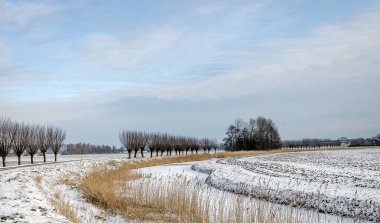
[49,191,82,223]
[34,175,42,185]
[35,175,83,223]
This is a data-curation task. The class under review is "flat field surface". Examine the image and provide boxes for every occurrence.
[192,148,380,221]
[1,149,377,222]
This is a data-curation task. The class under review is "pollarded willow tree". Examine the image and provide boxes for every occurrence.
[223,116,281,151]
[38,126,49,163]
[148,133,158,158]
[12,122,30,165]
[201,138,212,153]
[211,139,218,153]
[0,118,15,167]
[119,130,136,159]
[51,127,66,162]
[26,125,40,164]
[139,132,149,158]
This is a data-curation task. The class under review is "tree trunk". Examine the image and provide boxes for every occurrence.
[141,149,144,158]
[54,153,57,162]
[43,152,46,162]
[128,151,131,159]
[134,150,138,158]
[156,150,159,157]
[31,155,34,164]
[18,155,21,165]
[2,156,5,167]
[150,150,153,158]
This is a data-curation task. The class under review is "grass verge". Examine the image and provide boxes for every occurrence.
[35,175,82,223]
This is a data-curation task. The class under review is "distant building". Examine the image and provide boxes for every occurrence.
[339,137,350,147]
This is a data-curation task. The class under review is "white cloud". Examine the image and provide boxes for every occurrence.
[84,27,182,69]
[141,9,380,100]
[0,1,61,86]
[0,38,18,84]
[0,0,58,26]
[0,37,42,87]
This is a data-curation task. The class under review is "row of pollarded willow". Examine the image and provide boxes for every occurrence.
[0,117,66,167]
[119,130,218,159]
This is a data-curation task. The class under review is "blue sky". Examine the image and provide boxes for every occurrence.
[1,0,379,145]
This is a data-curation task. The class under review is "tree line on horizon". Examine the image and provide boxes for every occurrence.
[348,135,380,147]
[63,143,124,155]
[281,135,380,148]
[0,117,66,167]
[281,138,341,149]
[2,115,378,167]
[119,130,218,159]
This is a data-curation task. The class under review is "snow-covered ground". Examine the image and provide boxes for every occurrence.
[1,153,134,168]
[192,148,380,221]
[0,153,193,223]
[0,154,131,223]
[1,149,376,222]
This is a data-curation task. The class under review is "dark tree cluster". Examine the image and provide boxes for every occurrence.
[63,143,123,155]
[0,117,66,167]
[119,130,218,159]
[348,134,380,147]
[223,116,281,151]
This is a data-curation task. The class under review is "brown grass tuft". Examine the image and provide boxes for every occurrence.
[49,191,82,223]
[34,175,42,185]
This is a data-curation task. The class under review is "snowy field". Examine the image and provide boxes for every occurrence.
[0,154,130,222]
[1,149,378,222]
[192,148,380,221]
[1,153,136,168]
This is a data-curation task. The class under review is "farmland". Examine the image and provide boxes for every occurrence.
[192,148,380,221]
[1,148,379,222]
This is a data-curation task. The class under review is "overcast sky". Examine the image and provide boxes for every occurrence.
[1,0,379,146]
